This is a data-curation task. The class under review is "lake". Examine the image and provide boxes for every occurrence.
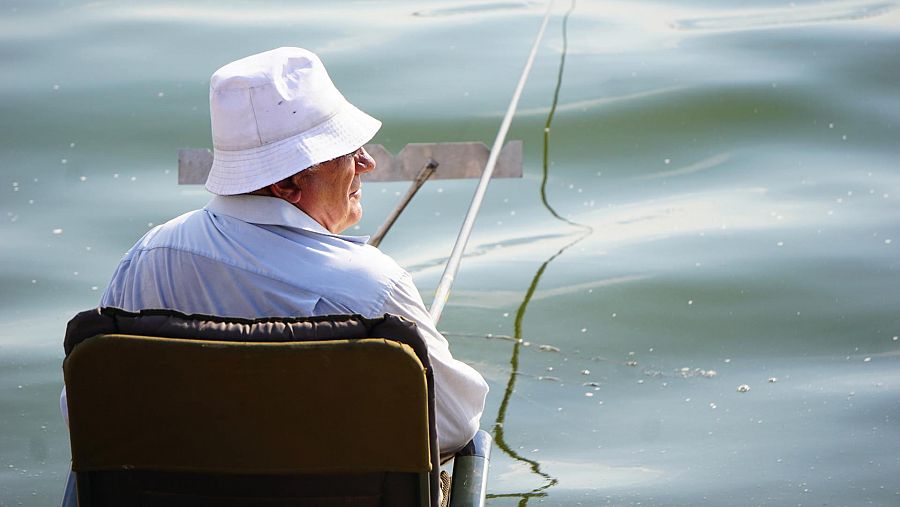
[1,1,899,505]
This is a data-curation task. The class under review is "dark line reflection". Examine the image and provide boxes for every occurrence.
[488,1,592,503]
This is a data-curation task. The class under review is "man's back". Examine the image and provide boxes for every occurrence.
[102,195,404,319]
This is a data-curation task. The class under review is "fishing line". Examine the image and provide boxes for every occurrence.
[540,1,593,234]
[429,0,558,324]
[488,0,591,502]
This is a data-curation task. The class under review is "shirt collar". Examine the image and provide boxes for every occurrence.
[204,195,370,245]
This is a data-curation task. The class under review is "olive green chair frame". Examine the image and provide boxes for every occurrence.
[60,308,492,507]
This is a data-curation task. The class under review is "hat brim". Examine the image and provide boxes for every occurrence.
[205,103,381,196]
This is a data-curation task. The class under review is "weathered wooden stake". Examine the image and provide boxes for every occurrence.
[368,159,438,248]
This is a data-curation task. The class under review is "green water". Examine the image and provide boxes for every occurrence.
[2,1,899,505]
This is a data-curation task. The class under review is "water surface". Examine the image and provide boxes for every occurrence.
[1,1,899,505]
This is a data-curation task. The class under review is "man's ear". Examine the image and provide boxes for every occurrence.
[268,176,303,204]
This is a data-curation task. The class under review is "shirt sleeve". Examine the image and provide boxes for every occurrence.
[381,271,489,456]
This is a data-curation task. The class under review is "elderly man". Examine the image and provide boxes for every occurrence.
[76,47,489,455]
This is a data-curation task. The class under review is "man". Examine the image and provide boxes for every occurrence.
[69,47,488,455]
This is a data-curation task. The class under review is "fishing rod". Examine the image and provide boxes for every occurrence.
[429,0,557,324]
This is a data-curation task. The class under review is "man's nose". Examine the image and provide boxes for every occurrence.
[355,147,375,174]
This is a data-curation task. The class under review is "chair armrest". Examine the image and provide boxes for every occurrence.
[60,469,76,507]
[453,429,492,459]
[449,430,492,507]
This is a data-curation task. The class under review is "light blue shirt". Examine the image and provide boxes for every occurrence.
[68,195,488,453]
[101,195,405,318]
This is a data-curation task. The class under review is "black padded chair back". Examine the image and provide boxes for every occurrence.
[63,308,441,507]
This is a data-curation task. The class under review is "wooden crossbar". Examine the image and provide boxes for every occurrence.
[177,141,522,184]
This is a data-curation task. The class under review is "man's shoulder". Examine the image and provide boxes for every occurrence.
[314,237,406,282]
[352,243,406,276]
[133,208,215,250]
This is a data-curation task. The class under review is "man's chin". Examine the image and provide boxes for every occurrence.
[342,207,362,233]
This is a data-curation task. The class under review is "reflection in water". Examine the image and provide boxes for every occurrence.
[489,235,583,503]
[488,1,593,503]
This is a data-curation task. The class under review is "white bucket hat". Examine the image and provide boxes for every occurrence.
[205,47,381,195]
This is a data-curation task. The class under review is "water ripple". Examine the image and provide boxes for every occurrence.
[636,153,731,181]
[672,1,896,32]
[413,2,531,18]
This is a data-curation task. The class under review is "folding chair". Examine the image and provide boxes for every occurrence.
[60,308,490,507]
